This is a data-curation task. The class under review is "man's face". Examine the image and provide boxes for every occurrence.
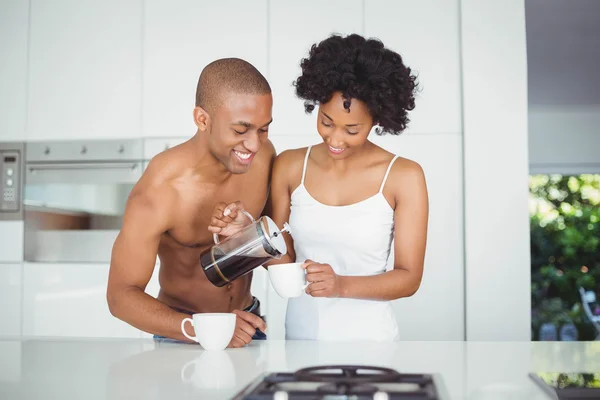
[206,93,273,174]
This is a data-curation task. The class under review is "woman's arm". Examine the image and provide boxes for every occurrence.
[264,150,302,265]
[305,158,429,301]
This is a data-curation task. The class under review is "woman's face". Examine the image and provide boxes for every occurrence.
[316,91,374,160]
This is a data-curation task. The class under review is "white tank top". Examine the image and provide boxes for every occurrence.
[285,146,400,341]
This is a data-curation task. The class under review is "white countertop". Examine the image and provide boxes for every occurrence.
[0,337,599,400]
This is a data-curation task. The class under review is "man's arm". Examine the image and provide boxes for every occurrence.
[106,187,193,342]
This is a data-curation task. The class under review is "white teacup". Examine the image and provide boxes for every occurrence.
[181,350,236,389]
[181,313,236,351]
[268,262,308,298]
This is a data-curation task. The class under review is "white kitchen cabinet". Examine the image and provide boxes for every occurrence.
[22,262,140,338]
[0,263,22,337]
[27,0,142,141]
[0,0,28,141]
[265,277,288,340]
[371,132,464,340]
[143,0,268,138]
[365,0,462,135]
[268,0,363,137]
[0,221,24,263]
[251,267,269,317]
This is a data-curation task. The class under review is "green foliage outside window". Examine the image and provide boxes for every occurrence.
[530,174,600,340]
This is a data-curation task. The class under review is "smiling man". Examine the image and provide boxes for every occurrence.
[107,58,275,347]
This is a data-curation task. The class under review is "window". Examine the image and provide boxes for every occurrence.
[530,174,600,341]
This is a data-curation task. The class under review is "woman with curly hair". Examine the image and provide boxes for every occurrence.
[211,33,429,341]
[263,33,429,342]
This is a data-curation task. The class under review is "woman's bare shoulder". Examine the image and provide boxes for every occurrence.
[386,155,427,196]
[272,146,314,189]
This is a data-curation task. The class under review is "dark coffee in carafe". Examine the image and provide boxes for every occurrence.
[200,215,290,287]
[200,247,272,287]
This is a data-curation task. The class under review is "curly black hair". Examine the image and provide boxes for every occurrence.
[293,33,418,135]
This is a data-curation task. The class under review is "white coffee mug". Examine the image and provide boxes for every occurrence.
[268,262,308,298]
[181,350,236,389]
[181,313,236,351]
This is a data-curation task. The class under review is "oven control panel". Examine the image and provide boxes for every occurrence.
[0,150,21,212]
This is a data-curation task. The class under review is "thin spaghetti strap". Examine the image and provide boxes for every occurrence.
[300,146,312,184]
[379,155,399,193]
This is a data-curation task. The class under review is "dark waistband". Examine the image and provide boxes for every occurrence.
[170,296,261,317]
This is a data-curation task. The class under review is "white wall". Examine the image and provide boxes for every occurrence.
[529,105,600,174]
[461,0,531,341]
[0,0,28,141]
[525,0,600,174]
[0,0,532,341]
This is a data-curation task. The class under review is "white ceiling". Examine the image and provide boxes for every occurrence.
[525,0,600,106]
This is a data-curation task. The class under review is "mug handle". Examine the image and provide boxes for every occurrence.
[181,318,197,342]
[302,261,316,290]
[303,268,310,290]
[212,209,255,244]
[180,359,195,382]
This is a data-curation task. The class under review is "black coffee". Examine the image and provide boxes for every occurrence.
[200,248,271,287]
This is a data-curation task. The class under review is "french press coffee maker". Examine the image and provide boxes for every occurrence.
[200,210,291,287]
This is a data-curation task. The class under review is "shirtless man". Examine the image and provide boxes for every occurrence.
[106,58,275,347]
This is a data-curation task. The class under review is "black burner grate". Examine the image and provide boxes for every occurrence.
[233,365,441,400]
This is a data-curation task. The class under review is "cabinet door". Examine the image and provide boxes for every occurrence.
[268,0,363,138]
[23,263,141,338]
[0,263,22,337]
[27,0,142,141]
[143,0,268,137]
[370,133,465,340]
[365,0,462,135]
[0,1,28,141]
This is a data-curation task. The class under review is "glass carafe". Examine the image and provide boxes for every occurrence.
[200,210,290,287]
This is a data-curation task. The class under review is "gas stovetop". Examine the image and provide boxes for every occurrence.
[232,365,447,400]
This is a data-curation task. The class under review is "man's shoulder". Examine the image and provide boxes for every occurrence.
[131,153,180,209]
[254,138,277,166]
[143,145,190,181]
[262,138,277,157]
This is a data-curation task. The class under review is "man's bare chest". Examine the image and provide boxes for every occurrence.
[166,185,268,248]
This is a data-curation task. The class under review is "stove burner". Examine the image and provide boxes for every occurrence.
[295,365,401,384]
[232,364,443,400]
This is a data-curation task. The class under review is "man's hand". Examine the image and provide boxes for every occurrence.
[208,201,253,238]
[227,309,267,348]
[303,259,344,298]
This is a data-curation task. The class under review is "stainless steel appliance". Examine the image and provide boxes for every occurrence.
[23,139,144,262]
[232,365,449,400]
[0,142,24,220]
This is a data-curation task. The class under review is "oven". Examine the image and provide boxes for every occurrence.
[0,142,24,219]
[22,140,144,263]
[0,142,25,263]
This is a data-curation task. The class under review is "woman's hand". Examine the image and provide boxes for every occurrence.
[303,259,344,298]
[208,201,253,238]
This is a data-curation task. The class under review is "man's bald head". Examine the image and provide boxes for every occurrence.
[195,58,271,114]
